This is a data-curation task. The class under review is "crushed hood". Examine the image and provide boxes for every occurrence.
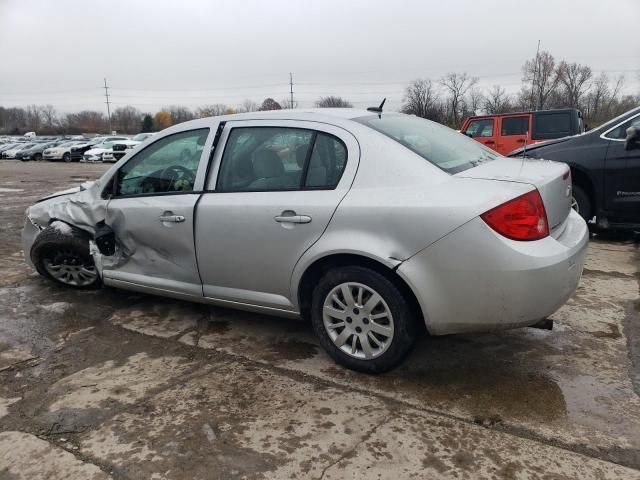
[27,180,106,235]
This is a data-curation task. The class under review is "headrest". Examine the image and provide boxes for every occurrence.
[253,150,284,178]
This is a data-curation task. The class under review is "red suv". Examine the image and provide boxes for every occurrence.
[461,109,584,155]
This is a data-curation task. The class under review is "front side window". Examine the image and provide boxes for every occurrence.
[355,114,497,174]
[465,119,494,137]
[114,128,208,196]
[501,116,529,136]
[604,115,640,140]
[216,127,347,192]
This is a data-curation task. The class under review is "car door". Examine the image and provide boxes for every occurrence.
[497,115,530,155]
[195,120,359,312]
[101,127,214,297]
[602,113,640,222]
[463,118,497,151]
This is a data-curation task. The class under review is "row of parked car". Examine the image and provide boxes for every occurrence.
[0,133,155,162]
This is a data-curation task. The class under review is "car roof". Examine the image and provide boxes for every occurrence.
[158,108,388,137]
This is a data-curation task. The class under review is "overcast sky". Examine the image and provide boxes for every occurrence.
[0,0,638,113]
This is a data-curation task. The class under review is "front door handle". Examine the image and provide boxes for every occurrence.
[159,214,185,223]
[483,140,495,145]
[274,214,312,224]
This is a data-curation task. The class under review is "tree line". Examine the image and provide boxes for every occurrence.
[401,50,638,128]
[0,50,637,135]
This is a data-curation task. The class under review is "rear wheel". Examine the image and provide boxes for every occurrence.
[571,184,592,222]
[31,225,100,288]
[34,153,43,162]
[310,266,417,373]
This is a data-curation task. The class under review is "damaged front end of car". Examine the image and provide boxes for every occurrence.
[21,179,126,282]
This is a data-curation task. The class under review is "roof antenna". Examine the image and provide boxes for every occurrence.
[367,98,386,116]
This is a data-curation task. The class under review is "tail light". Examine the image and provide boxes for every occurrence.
[481,189,549,241]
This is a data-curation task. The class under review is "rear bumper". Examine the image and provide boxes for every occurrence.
[397,209,589,335]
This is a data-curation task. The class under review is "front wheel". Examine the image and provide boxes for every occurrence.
[31,224,100,288]
[310,266,418,374]
[571,184,592,222]
[34,153,43,162]
[62,152,71,163]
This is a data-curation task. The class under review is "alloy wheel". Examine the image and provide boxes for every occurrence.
[322,282,394,360]
[43,248,97,287]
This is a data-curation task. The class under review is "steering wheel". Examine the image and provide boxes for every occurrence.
[161,165,196,191]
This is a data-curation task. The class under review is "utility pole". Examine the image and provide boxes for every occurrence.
[289,72,294,109]
[530,40,541,110]
[103,78,112,133]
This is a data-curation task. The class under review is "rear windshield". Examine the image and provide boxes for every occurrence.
[354,114,497,174]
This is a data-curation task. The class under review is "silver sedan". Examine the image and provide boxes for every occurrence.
[22,109,589,373]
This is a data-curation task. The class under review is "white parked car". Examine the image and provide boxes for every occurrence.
[102,140,142,163]
[42,141,83,162]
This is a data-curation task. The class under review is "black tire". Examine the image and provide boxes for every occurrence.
[310,266,418,374]
[62,152,71,163]
[31,224,100,289]
[571,184,592,222]
[20,157,29,162]
[34,153,43,162]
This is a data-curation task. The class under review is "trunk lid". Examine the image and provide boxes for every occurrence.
[457,157,572,237]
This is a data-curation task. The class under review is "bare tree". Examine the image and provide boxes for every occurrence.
[25,105,43,131]
[40,104,58,131]
[163,105,195,124]
[557,61,592,108]
[196,104,227,117]
[440,72,478,127]
[522,50,561,110]
[466,87,485,115]
[63,111,107,134]
[259,98,282,111]
[241,99,259,113]
[484,85,512,114]
[315,96,353,108]
[111,106,142,133]
[401,78,442,121]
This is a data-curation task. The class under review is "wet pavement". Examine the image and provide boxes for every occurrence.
[0,160,639,479]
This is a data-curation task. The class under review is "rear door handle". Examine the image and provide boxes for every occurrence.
[159,214,185,223]
[274,214,312,224]
[516,139,526,143]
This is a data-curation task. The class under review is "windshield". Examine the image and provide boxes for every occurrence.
[132,133,150,141]
[354,114,497,174]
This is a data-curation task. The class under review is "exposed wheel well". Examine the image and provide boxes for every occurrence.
[297,253,424,330]
[570,167,595,210]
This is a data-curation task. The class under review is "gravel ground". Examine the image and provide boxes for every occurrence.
[0,160,639,479]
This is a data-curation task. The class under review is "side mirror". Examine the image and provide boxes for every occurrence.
[465,132,473,138]
[625,126,640,150]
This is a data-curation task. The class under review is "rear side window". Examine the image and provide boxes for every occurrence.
[216,127,347,192]
[604,115,640,140]
[501,117,529,136]
[464,119,494,138]
[533,113,571,139]
[354,114,496,174]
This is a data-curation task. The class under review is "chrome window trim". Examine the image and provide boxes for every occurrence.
[600,111,640,142]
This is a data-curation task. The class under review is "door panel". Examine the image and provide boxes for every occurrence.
[497,115,530,155]
[604,141,640,222]
[196,120,359,310]
[101,127,215,296]
[463,118,497,152]
[104,194,202,296]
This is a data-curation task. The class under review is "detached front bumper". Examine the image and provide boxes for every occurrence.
[397,209,589,336]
